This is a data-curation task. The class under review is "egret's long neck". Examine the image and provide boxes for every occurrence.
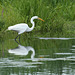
[27,18,35,32]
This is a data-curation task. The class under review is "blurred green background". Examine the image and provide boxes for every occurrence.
[0,0,75,37]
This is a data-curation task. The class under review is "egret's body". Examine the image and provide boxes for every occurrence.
[7,16,44,40]
[8,23,29,34]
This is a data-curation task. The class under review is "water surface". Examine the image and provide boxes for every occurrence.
[0,36,75,75]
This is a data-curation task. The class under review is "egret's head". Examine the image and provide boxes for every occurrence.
[32,16,44,22]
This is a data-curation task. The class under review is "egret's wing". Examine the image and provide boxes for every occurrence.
[8,23,28,34]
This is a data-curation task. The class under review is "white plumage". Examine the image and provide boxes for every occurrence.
[8,23,28,34]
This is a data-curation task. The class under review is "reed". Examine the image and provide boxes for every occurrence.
[0,0,75,37]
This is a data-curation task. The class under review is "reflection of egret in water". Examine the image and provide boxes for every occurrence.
[8,44,75,61]
[8,44,35,59]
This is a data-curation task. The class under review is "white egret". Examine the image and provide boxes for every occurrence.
[7,16,44,40]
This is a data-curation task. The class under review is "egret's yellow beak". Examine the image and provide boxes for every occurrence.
[38,18,44,22]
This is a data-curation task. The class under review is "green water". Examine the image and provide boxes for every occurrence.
[0,35,75,75]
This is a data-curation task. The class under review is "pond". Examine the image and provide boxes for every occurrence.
[0,34,75,75]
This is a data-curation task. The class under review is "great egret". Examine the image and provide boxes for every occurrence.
[7,16,44,40]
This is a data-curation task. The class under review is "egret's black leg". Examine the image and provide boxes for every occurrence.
[19,35,21,44]
[15,35,19,44]
[15,35,19,41]
[15,39,19,44]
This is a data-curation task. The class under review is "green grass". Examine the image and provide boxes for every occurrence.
[0,0,75,37]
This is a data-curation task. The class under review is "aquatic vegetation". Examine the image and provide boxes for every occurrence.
[0,0,75,37]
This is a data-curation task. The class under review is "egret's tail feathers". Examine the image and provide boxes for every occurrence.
[4,26,13,32]
[4,29,8,32]
[8,26,14,30]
